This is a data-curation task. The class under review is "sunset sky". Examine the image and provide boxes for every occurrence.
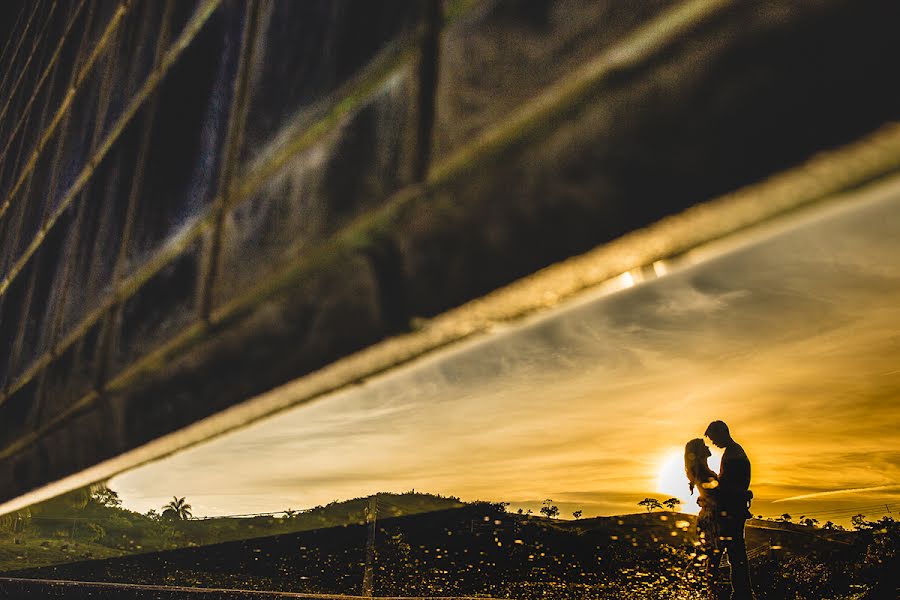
[111,179,900,527]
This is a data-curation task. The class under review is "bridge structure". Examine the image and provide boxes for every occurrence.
[0,0,898,582]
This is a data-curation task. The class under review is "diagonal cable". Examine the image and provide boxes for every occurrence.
[0,3,29,74]
[0,0,223,301]
[0,1,88,134]
[0,1,58,133]
[0,0,129,221]
[0,0,42,108]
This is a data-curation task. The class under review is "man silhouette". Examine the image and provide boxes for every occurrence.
[705,420,754,600]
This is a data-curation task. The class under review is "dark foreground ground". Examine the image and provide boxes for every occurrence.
[0,577,489,599]
[2,505,895,599]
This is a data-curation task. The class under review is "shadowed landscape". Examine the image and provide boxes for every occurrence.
[1,488,897,599]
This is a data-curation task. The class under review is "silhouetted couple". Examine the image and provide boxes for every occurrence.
[685,421,755,600]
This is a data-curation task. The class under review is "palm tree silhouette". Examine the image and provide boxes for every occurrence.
[162,496,193,521]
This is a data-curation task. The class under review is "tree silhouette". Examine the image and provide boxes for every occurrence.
[90,485,122,509]
[801,517,819,528]
[780,513,792,522]
[663,497,681,511]
[162,496,193,521]
[852,514,871,531]
[638,498,663,512]
[572,510,583,520]
[540,499,560,519]
[283,509,297,519]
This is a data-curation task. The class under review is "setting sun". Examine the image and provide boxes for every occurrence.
[656,449,721,514]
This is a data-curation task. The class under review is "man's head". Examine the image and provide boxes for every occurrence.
[705,420,732,448]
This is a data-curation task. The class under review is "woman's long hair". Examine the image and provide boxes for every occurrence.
[684,438,715,494]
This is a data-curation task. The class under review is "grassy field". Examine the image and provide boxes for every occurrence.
[0,537,123,573]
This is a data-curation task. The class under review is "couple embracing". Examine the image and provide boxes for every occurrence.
[684,421,755,600]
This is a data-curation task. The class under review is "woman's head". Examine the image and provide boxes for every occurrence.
[685,438,710,461]
[684,438,712,493]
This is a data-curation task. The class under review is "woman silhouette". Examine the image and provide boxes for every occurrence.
[685,438,722,595]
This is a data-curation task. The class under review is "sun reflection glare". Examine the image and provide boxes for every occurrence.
[652,260,668,276]
[617,271,636,288]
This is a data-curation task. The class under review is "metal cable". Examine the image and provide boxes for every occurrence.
[0,0,42,107]
[0,1,58,136]
[0,0,130,222]
[0,0,88,136]
[0,3,29,69]
[0,0,220,303]
[0,0,95,203]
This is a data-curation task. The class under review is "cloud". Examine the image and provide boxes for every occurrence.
[774,484,900,503]
[111,190,900,524]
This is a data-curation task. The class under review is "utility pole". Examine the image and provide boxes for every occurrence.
[362,494,377,597]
